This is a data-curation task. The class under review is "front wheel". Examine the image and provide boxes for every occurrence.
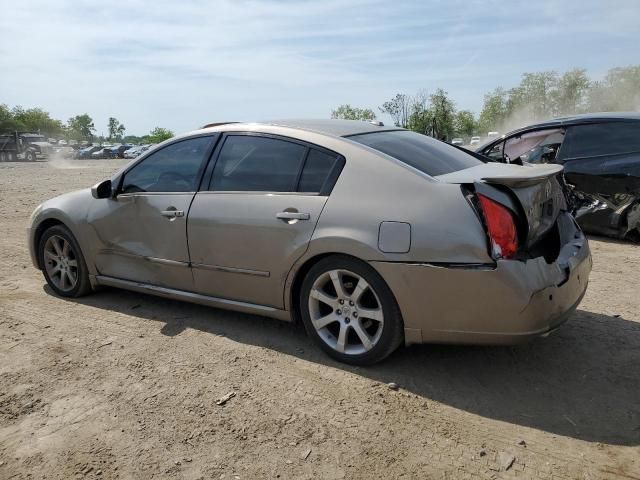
[25,150,36,162]
[38,225,92,297]
[300,255,404,365]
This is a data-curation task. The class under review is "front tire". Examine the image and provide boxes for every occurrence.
[38,225,92,298]
[299,255,404,365]
[25,150,36,162]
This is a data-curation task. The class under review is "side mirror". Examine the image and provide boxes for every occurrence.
[91,179,113,199]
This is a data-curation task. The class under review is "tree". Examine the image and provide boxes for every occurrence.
[9,107,64,137]
[478,87,508,135]
[144,127,174,144]
[588,65,640,112]
[407,91,432,135]
[0,104,20,133]
[428,88,456,140]
[454,110,476,138]
[107,117,126,141]
[331,104,376,121]
[379,93,411,128]
[553,69,590,115]
[67,114,95,141]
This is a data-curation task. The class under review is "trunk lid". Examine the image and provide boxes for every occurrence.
[437,163,567,248]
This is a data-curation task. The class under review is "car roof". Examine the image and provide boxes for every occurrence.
[476,112,640,151]
[525,111,640,129]
[201,119,402,138]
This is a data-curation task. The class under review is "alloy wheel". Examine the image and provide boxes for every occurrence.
[43,235,79,292]
[308,269,384,355]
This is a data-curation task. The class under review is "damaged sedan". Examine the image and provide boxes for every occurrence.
[28,119,591,364]
[477,113,640,240]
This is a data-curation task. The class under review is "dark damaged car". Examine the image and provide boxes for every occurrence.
[476,113,640,240]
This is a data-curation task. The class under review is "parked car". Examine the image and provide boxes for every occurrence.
[476,113,640,240]
[124,144,153,159]
[53,146,75,159]
[28,119,591,365]
[451,138,464,146]
[76,145,102,159]
[469,136,481,146]
[106,144,133,158]
[90,146,114,159]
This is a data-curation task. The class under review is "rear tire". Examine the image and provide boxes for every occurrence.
[299,255,404,365]
[38,225,92,298]
[0,152,5,162]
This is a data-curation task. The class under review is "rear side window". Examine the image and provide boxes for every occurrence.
[349,130,481,176]
[562,122,640,159]
[299,149,338,193]
[210,135,306,192]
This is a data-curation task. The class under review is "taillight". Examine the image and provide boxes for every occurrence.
[477,193,518,259]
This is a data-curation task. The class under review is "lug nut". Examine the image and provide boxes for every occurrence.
[349,300,354,306]
[336,309,342,315]
[344,318,350,324]
[339,299,344,305]
[353,312,358,318]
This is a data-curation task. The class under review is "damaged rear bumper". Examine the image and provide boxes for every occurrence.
[371,213,592,346]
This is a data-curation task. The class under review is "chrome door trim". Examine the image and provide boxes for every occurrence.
[97,249,190,267]
[94,275,290,321]
[191,263,270,277]
[145,256,189,267]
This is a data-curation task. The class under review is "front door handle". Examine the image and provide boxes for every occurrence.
[276,211,310,221]
[161,208,185,218]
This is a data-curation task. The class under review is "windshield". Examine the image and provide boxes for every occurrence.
[348,130,482,176]
[23,136,46,143]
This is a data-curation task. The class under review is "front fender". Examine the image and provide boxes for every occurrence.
[28,189,96,274]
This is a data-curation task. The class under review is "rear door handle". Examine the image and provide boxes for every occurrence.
[161,209,185,218]
[276,211,310,221]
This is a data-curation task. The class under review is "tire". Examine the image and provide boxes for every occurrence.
[38,225,92,298]
[0,152,5,162]
[299,255,404,365]
[25,150,36,162]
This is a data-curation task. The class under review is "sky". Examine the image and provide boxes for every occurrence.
[1,0,639,136]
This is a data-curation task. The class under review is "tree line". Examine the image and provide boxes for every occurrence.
[0,105,174,144]
[332,65,640,140]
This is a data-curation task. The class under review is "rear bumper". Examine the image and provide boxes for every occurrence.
[371,213,592,345]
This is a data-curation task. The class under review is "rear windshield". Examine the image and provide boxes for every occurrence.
[348,130,481,176]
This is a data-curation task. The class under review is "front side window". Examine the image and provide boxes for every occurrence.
[505,129,565,164]
[210,135,307,192]
[121,136,213,193]
[562,122,640,159]
[349,130,481,176]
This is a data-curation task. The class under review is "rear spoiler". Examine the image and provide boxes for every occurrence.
[480,164,563,188]
[201,121,240,129]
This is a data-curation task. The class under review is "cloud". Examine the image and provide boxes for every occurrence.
[1,0,639,134]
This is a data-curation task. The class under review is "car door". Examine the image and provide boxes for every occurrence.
[558,122,640,234]
[187,133,344,308]
[91,135,216,290]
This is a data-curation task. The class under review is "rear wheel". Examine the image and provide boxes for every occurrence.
[0,152,5,162]
[38,225,92,297]
[300,255,404,365]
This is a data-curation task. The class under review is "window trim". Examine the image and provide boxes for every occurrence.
[200,132,345,196]
[116,133,220,195]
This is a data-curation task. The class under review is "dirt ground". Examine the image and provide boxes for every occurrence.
[1,158,639,480]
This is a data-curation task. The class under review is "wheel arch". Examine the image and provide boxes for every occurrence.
[286,251,403,328]
[32,218,67,269]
